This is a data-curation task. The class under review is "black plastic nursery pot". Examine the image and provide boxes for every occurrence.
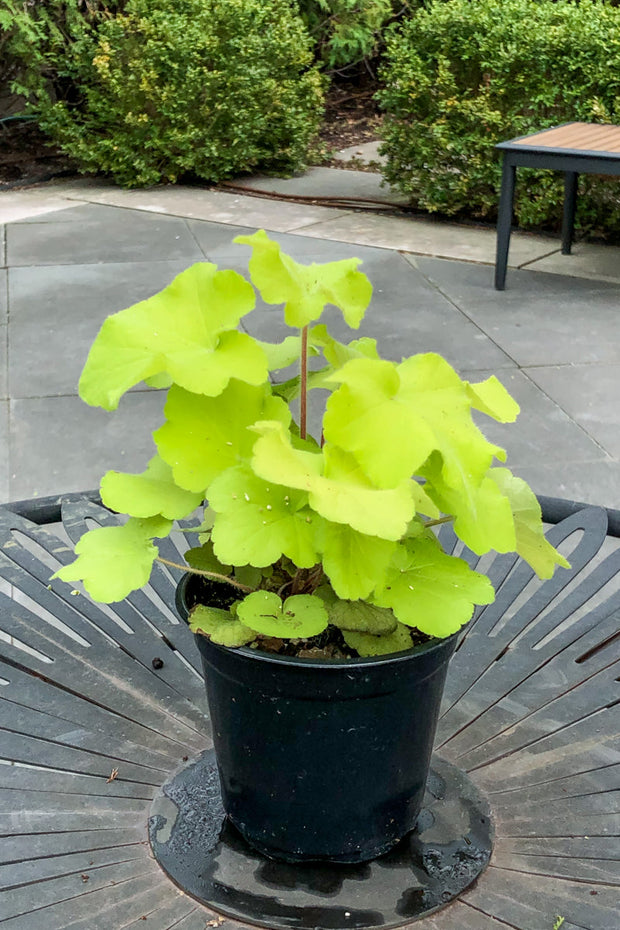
[176,576,458,865]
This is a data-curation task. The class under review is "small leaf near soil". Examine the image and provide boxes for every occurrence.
[342,623,418,657]
[328,599,397,634]
[237,591,328,638]
[189,604,255,647]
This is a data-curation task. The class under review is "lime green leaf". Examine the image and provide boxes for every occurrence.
[184,542,232,576]
[329,600,397,634]
[144,373,173,389]
[423,455,517,555]
[257,336,301,370]
[272,367,333,403]
[237,591,328,639]
[410,481,440,518]
[488,468,571,578]
[52,516,172,603]
[310,324,380,368]
[234,229,372,329]
[100,454,203,520]
[79,263,263,410]
[209,466,320,567]
[319,522,397,600]
[318,445,414,539]
[466,376,520,423]
[251,422,414,540]
[233,565,265,588]
[342,623,414,657]
[374,535,495,638]
[323,358,437,488]
[399,354,507,490]
[189,604,255,647]
[154,382,290,493]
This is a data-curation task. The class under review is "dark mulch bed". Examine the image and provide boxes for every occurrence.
[316,78,383,154]
[0,119,78,189]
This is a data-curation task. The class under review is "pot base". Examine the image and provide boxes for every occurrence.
[149,750,493,930]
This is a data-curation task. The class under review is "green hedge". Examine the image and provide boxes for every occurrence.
[298,1,394,70]
[6,0,323,187]
[377,0,620,232]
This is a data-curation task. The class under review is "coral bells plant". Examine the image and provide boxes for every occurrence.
[55,231,568,656]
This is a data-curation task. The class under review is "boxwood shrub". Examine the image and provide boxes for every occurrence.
[20,0,324,187]
[377,0,620,232]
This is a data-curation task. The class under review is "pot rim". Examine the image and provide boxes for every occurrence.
[194,627,460,671]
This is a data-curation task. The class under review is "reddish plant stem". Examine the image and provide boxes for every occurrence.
[300,325,308,440]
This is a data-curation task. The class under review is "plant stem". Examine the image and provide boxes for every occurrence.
[155,557,254,593]
[300,325,308,440]
[423,515,454,528]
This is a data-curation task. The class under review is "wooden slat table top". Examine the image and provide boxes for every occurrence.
[498,121,620,157]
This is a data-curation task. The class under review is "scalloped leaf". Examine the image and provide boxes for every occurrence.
[323,358,437,488]
[329,600,397,634]
[234,230,372,329]
[208,466,320,568]
[488,468,571,578]
[400,354,507,488]
[154,381,290,493]
[374,535,495,638]
[342,623,415,657]
[52,516,172,603]
[189,604,255,647]
[79,263,264,410]
[421,455,517,555]
[410,481,440,519]
[251,422,414,541]
[100,454,204,520]
[256,336,302,370]
[237,591,328,639]
[319,522,397,600]
[310,324,380,368]
[184,541,232,576]
[466,376,520,423]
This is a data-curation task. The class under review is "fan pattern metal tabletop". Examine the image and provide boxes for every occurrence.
[0,495,618,930]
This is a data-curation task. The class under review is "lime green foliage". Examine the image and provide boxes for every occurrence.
[100,455,203,519]
[79,264,260,410]
[55,229,568,652]
[189,605,255,647]
[378,0,620,232]
[237,591,328,638]
[298,0,393,70]
[236,231,372,329]
[54,516,171,603]
[342,623,415,657]
[5,0,323,187]
[553,918,565,930]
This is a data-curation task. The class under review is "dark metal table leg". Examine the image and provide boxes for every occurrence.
[562,171,578,255]
[495,158,516,290]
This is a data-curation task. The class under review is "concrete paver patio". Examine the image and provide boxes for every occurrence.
[0,178,619,508]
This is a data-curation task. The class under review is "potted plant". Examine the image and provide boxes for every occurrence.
[54,230,568,864]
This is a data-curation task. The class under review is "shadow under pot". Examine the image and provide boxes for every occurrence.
[176,573,458,864]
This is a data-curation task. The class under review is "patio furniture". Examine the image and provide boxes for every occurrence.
[494,122,620,289]
[0,492,618,929]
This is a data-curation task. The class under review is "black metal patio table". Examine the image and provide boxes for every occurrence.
[494,122,620,289]
[0,492,618,930]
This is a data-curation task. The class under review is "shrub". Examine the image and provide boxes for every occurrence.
[377,0,620,232]
[298,0,394,70]
[8,0,324,187]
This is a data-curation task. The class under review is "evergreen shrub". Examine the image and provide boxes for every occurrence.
[298,0,394,70]
[7,0,323,187]
[377,0,620,231]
